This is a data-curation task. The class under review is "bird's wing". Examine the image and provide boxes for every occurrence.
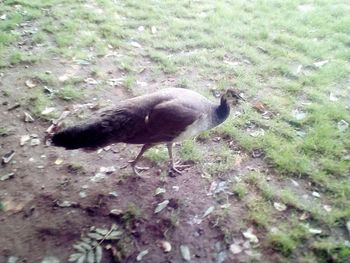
[145,100,203,142]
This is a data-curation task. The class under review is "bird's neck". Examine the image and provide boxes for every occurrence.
[213,96,230,126]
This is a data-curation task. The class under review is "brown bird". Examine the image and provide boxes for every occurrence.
[51,88,244,175]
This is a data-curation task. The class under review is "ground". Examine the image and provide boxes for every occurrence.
[1,0,350,262]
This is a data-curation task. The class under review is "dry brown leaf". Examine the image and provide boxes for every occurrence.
[252,101,267,113]
[25,79,37,88]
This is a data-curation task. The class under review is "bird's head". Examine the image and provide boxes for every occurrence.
[222,89,245,105]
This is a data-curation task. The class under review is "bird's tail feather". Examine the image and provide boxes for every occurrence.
[51,121,112,150]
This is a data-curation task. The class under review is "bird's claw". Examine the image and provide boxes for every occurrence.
[127,160,150,176]
[169,161,191,175]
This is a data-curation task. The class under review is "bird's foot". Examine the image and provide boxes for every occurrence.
[169,161,191,175]
[127,160,150,176]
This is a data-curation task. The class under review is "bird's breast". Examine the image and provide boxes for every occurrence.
[172,114,210,142]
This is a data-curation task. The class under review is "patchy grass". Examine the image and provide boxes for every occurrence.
[56,85,82,101]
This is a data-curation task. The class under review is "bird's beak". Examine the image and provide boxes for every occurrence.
[236,93,245,101]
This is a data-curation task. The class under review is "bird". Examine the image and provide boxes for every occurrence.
[51,88,244,175]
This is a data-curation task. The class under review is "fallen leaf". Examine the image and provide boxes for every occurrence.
[154,187,166,196]
[136,249,149,261]
[55,158,63,165]
[41,107,56,115]
[180,245,191,261]
[216,251,227,263]
[25,79,36,88]
[338,120,349,131]
[323,205,332,212]
[130,41,142,48]
[137,80,148,87]
[249,128,265,137]
[56,200,78,208]
[292,109,306,120]
[313,60,329,68]
[110,209,123,216]
[151,26,157,34]
[154,200,169,213]
[107,78,124,86]
[3,199,25,213]
[99,166,116,174]
[308,228,322,234]
[41,256,60,263]
[90,172,106,182]
[202,206,215,218]
[24,111,34,122]
[2,150,15,164]
[0,173,15,181]
[58,74,70,82]
[299,212,310,221]
[329,92,338,102]
[229,243,243,254]
[252,101,267,113]
[346,221,350,238]
[207,181,217,196]
[79,192,87,198]
[108,191,118,198]
[7,257,18,263]
[84,78,98,85]
[290,179,299,187]
[273,202,287,212]
[242,228,259,243]
[298,4,314,12]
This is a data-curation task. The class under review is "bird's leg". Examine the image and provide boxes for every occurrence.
[128,144,153,175]
[167,143,191,174]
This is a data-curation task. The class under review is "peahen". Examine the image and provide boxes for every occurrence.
[51,88,244,175]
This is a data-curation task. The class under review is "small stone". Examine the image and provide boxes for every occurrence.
[138,26,145,31]
[79,192,87,198]
[157,240,171,253]
[273,202,287,212]
[30,138,40,146]
[312,191,320,198]
[229,243,243,254]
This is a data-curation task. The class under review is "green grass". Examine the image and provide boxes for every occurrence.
[56,85,82,101]
[1,0,350,261]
